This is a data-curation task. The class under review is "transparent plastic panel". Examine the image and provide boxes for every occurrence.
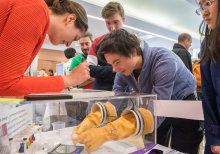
[1,90,157,154]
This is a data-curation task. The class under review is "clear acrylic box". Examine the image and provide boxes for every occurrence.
[0,90,157,154]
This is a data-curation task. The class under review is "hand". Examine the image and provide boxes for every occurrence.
[73,113,137,151]
[72,111,102,144]
[63,62,90,87]
[72,111,101,135]
[211,145,220,154]
[73,127,108,151]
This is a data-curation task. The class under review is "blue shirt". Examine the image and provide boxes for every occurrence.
[201,60,220,148]
[113,41,196,100]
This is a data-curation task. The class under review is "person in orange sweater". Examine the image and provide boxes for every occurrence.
[0,0,90,96]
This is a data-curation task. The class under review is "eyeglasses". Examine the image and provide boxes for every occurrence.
[196,0,214,15]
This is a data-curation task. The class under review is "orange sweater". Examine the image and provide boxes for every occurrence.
[0,0,64,96]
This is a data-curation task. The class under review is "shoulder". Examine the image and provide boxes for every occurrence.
[150,47,179,71]
[9,0,49,30]
[93,34,106,45]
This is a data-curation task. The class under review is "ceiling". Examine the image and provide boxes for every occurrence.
[82,0,202,39]
[42,0,203,58]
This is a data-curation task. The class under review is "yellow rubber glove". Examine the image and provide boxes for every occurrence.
[72,102,117,142]
[73,108,154,151]
[73,112,136,151]
[72,110,102,136]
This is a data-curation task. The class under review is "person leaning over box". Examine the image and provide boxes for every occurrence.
[97,29,203,154]
[0,0,90,96]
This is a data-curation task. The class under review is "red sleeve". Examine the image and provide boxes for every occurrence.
[87,34,106,65]
[88,34,106,56]
[0,0,64,96]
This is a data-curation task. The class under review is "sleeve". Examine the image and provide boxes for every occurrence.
[113,73,128,94]
[0,2,64,96]
[87,35,105,66]
[151,58,177,100]
[201,63,220,145]
[69,56,82,71]
[89,65,115,82]
[87,39,98,66]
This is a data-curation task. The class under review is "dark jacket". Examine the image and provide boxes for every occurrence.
[113,41,196,126]
[88,35,115,91]
[172,43,192,73]
[114,41,196,99]
[89,60,115,91]
[200,41,220,153]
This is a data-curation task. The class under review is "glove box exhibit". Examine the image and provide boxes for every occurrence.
[1,90,203,154]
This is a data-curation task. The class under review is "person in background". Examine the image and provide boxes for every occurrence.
[63,47,77,75]
[193,53,202,100]
[64,47,76,59]
[172,33,193,73]
[48,69,54,76]
[42,69,49,77]
[86,2,126,91]
[196,0,220,153]
[37,69,48,77]
[0,0,90,96]
[69,32,94,89]
[97,29,203,154]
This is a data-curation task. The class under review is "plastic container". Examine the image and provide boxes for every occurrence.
[52,121,65,130]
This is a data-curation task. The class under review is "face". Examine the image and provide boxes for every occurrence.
[49,14,83,46]
[200,0,218,29]
[184,39,192,50]
[104,52,137,76]
[104,12,125,32]
[79,36,92,57]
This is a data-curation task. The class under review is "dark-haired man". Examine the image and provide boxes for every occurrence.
[97,29,203,154]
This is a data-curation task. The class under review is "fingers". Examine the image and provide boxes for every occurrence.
[72,135,80,145]
[211,145,220,154]
[72,131,87,145]
[72,128,105,152]
[73,132,95,151]
[78,62,90,80]
[72,126,79,136]
[64,62,90,87]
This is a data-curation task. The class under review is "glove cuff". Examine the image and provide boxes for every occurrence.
[121,108,154,137]
[121,109,144,137]
[137,108,154,135]
[91,102,117,125]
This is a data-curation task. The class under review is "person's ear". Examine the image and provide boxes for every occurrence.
[131,48,137,57]
[66,14,76,24]
[122,16,125,23]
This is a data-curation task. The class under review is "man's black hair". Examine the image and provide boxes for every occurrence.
[64,47,76,59]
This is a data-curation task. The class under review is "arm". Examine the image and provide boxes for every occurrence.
[89,65,115,82]
[201,63,220,146]
[113,73,129,95]
[151,58,177,100]
[87,35,106,66]
[79,78,95,87]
